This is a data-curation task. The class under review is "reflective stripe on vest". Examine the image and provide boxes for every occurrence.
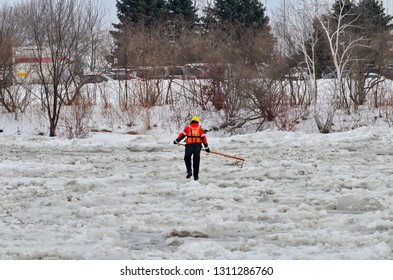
[186,125,202,144]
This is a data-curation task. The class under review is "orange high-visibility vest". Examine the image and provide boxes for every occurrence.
[185,125,202,144]
[176,123,208,146]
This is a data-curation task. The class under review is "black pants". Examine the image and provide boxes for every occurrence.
[184,144,201,177]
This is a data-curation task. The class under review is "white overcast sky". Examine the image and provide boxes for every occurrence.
[0,0,285,23]
[0,0,392,26]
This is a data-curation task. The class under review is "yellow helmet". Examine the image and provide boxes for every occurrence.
[191,115,200,123]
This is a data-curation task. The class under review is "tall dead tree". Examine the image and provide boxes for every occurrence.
[17,0,104,136]
[0,4,28,119]
[273,0,321,106]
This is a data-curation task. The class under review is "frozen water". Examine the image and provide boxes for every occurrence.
[1,127,392,259]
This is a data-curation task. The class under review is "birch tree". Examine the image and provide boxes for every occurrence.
[314,0,368,132]
[274,0,323,105]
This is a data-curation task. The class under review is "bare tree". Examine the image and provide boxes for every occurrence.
[276,0,369,133]
[65,1,111,106]
[275,1,337,133]
[314,1,369,132]
[83,1,110,74]
[0,4,30,119]
[17,0,105,136]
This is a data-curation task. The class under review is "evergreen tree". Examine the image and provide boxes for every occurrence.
[355,0,393,72]
[166,0,198,25]
[212,0,268,30]
[357,0,393,34]
[316,0,392,73]
[114,0,166,29]
[332,0,355,18]
[330,0,392,34]
[111,0,167,66]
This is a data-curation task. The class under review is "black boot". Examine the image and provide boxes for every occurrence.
[184,154,192,179]
[193,155,200,181]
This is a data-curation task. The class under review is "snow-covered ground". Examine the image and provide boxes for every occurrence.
[1,122,392,259]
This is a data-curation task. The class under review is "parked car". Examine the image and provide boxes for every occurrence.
[285,67,310,80]
[133,66,184,80]
[364,72,381,79]
[183,63,232,80]
[183,63,210,79]
[165,66,184,79]
[321,67,350,79]
[133,66,166,80]
[105,68,138,81]
[80,73,108,84]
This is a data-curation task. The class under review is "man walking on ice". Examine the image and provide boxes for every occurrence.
[173,116,210,181]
